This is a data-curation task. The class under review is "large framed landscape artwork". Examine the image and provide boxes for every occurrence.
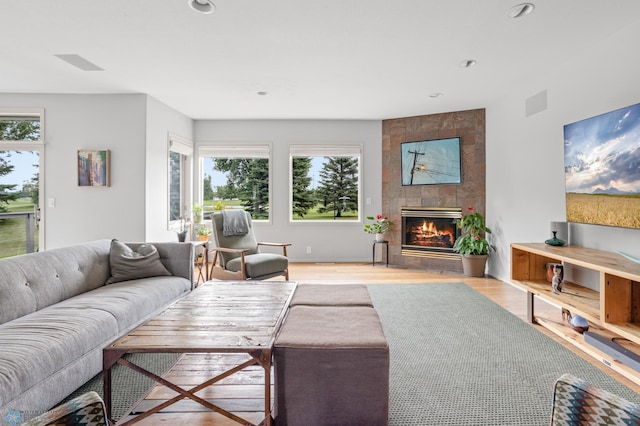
[564,102,640,229]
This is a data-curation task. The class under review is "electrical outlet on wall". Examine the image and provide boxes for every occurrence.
[306,246,312,254]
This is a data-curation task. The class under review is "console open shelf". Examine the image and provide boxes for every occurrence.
[511,242,640,385]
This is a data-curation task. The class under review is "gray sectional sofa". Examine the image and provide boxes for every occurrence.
[0,239,194,422]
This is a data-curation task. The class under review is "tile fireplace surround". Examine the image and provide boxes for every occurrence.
[381,108,486,273]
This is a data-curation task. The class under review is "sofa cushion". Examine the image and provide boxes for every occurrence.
[0,306,119,408]
[0,261,37,325]
[290,284,373,307]
[0,275,190,409]
[226,253,288,278]
[0,240,111,316]
[58,275,191,332]
[106,240,171,284]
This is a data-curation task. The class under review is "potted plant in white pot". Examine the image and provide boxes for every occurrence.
[453,207,492,277]
[364,214,394,242]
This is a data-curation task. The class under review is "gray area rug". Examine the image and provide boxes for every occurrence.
[367,283,640,425]
[62,353,180,421]
[62,283,640,424]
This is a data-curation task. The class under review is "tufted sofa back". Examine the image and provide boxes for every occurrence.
[0,240,112,325]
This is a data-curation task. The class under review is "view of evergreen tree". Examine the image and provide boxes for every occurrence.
[0,120,39,212]
[316,157,358,218]
[0,120,40,141]
[291,157,316,218]
[22,173,39,205]
[214,182,239,200]
[203,174,214,201]
[168,151,181,220]
[213,158,269,219]
[0,154,17,212]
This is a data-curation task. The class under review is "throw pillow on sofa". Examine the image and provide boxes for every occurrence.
[106,239,171,284]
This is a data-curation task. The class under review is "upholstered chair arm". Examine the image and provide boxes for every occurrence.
[257,242,291,257]
[210,247,251,254]
[209,247,249,267]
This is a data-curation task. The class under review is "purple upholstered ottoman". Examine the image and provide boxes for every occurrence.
[274,305,389,426]
[289,284,373,307]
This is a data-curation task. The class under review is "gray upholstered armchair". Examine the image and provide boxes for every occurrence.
[208,210,290,280]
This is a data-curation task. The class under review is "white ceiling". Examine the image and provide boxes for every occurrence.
[2,1,640,120]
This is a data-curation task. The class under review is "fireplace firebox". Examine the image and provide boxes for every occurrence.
[401,207,462,259]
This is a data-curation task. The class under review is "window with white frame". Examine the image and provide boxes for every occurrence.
[168,134,193,230]
[198,144,271,221]
[289,144,361,222]
[0,109,45,256]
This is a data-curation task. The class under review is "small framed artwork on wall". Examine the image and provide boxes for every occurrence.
[78,149,110,187]
[400,137,461,186]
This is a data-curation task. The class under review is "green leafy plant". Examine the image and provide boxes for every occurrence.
[453,207,492,256]
[196,225,212,236]
[364,214,393,234]
[192,203,203,223]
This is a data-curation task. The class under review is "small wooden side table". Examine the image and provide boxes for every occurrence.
[191,240,209,285]
[372,240,389,267]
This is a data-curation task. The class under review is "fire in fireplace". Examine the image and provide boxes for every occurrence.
[401,207,462,258]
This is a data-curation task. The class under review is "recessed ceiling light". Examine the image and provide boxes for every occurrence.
[429,92,443,98]
[507,3,535,19]
[459,59,477,69]
[188,0,215,14]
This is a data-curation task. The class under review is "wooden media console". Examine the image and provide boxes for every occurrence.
[511,243,640,385]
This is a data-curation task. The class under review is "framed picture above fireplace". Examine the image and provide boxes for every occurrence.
[400,137,461,186]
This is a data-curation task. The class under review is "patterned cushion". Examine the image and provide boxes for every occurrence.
[551,374,640,425]
[21,391,107,426]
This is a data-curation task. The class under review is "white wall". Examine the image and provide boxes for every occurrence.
[0,93,194,249]
[0,94,148,248]
[194,120,382,262]
[486,20,640,282]
[145,96,194,242]
[6,19,639,271]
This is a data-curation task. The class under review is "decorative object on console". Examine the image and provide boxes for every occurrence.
[562,308,590,334]
[545,231,565,247]
[551,264,564,294]
[569,315,590,334]
[550,221,569,244]
[453,207,491,277]
[545,262,564,283]
[364,215,393,242]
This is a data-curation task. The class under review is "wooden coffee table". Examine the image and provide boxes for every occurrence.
[103,281,296,426]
